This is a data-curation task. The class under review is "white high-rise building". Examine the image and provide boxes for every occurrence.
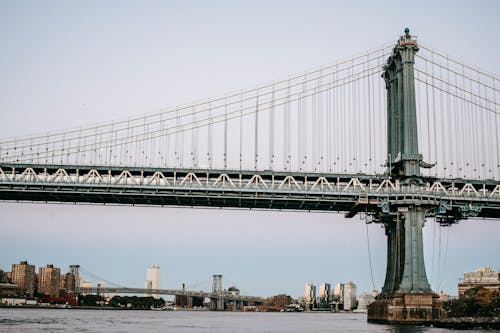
[79,279,93,296]
[144,265,161,299]
[357,292,375,311]
[343,280,357,310]
[333,283,343,299]
[304,282,316,304]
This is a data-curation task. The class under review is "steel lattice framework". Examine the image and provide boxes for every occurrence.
[0,163,499,221]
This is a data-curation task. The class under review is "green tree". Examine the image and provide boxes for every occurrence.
[444,287,500,318]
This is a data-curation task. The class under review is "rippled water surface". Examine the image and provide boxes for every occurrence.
[0,308,489,332]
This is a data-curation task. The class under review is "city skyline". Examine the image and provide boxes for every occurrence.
[1,0,499,298]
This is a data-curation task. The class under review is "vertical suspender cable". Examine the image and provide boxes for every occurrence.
[191,105,197,167]
[453,64,460,177]
[163,116,169,167]
[61,133,65,165]
[327,73,332,172]
[425,59,431,171]
[312,75,317,171]
[78,128,82,165]
[239,91,243,170]
[353,57,358,172]
[462,63,470,177]
[175,107,180,167]
[180,112,185,168]
[110,122,114,166]
[208,100,213,169]
[341,75,346,172]
[446,56,453,177]
[224,98,228,170]
[494,79,499,178]
[254,89,259,170]
[303,75,307,170]
[378,53,384,174]
[460,64,467,177]
[297,81,302,171]
[318,69,323,171]
[431,53,438,176]
[367,53,373,169]
[270,83,275,170]
[284,78,291,170]
[477,69,486,179]
[469,73,477,178]
[151,121,156,167]
[439,64,446,177]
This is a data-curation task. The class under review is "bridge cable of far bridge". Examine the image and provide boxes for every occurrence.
[78,267,126,288]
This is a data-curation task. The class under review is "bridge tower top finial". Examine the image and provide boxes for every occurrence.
[399,27,417,47]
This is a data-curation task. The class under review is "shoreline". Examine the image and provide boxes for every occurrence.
[432,317,500,330]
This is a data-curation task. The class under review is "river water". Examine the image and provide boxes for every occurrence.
[0,308,489,332]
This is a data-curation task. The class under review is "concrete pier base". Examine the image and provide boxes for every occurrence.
[368,293,444,324]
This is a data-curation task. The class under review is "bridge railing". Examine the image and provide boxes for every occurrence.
[1,164,500,201]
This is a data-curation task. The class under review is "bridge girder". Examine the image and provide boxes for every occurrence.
[0,163,499,220]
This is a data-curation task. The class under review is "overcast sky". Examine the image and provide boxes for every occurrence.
[0,0,499,298]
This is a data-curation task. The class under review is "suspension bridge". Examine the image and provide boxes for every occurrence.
[0,29,499,323]
[76,267,263,310]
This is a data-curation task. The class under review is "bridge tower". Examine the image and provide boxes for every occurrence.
[210,274,224,311]
[70,265,80,294]
[367,29,444,323]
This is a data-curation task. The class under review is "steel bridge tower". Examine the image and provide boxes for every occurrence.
[367,29,444,323]
[70,265,80,294]
[210,274,224,311]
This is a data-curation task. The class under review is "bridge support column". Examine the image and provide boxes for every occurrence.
[368,207,444,323]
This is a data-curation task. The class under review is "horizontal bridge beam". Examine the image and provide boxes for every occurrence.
[78,287,263,302]
[1,163,500,218]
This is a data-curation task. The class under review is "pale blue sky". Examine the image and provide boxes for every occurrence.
[0,0,499,298]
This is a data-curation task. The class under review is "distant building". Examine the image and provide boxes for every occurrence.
[38,264,61,298]
[437,291,456,302]
[80,279,92,288]
[79,279,93,296]
[304,282,316,305]
[60,272,76,294]
[332,283,343,298]
[318,283,331,304]
[357,292,375,311]
[271,294,292,308]
[343,281,357,310]
[458,266,500,297]
[1,296,37,306]
[97,281,111,299]
[0,269,10,283]
[11,261,36,296]
[0,283,18,296]
[145,265,161,299]
[227,286,240,296]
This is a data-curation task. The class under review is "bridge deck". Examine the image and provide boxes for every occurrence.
[1,163,499,220]
[78,286,264,302]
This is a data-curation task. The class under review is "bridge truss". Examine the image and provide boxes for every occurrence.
[0,163,499,223]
